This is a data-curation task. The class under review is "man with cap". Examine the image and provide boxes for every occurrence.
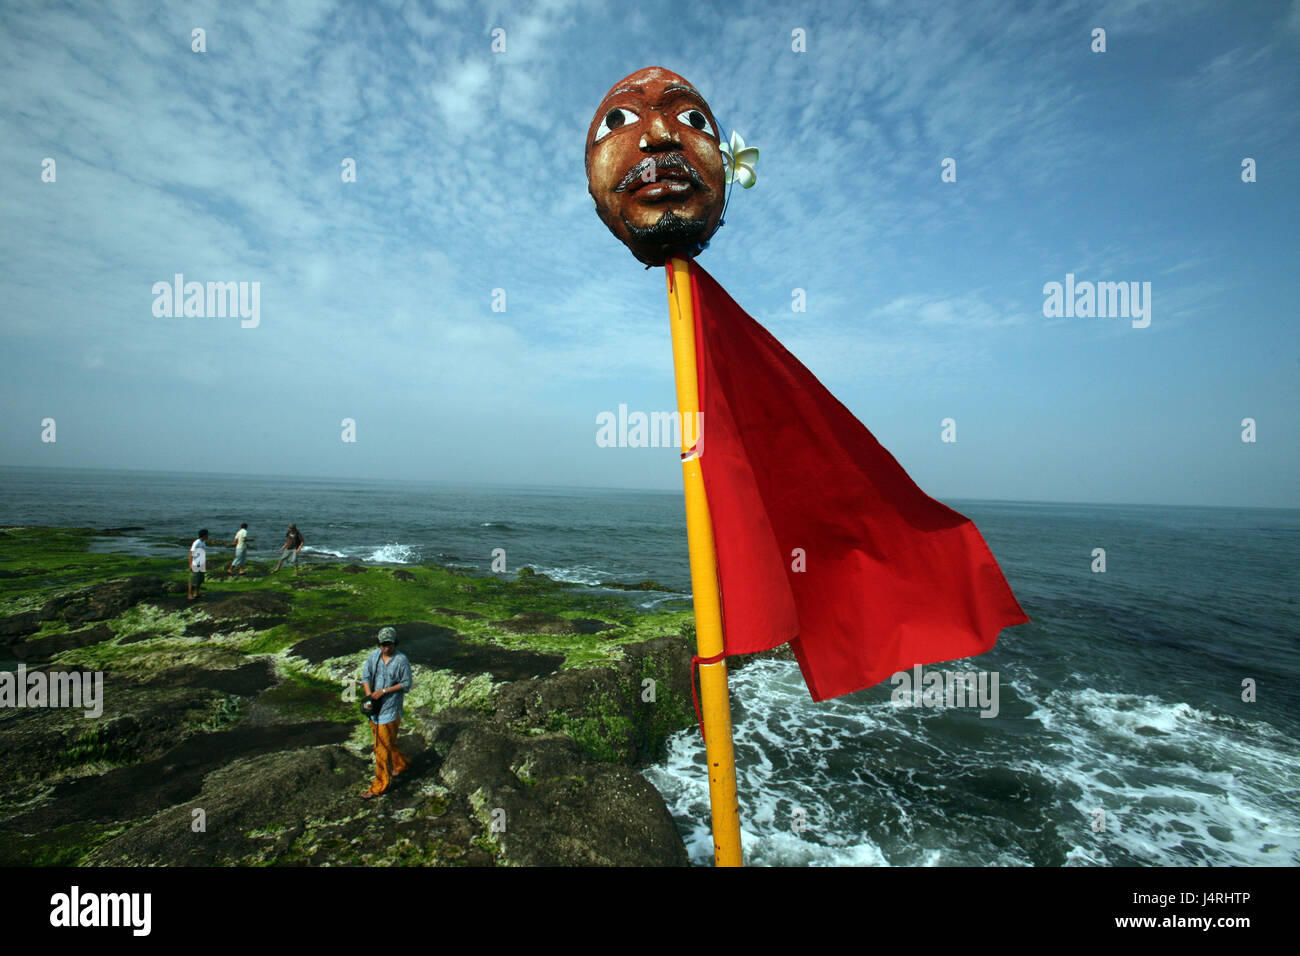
[360,626,413,799]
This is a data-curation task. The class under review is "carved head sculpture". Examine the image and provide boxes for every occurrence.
[585,67,727,266]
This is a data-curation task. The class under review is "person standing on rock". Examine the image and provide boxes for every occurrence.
[226,522,249,576]
[188,529,209,601]
[361,626,413,799]
[271,523,304,575]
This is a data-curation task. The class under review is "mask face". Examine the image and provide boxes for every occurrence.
[585,67,726,266]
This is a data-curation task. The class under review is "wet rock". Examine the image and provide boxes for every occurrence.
[196,591,292,622]
[289,623,563,682]
[512,567,574,590]
[86,745,363,866]
[1,622,115,661]
[0,610,42,639]
[392,569,416,582]
[492,611,617,636]
[243,677,347,727]
[142,660,277,697]
[491,636,694,765]
[181,591,292,636]
[86,740,496,867]
[39,576,173,626]
[0,720,351,848]
[599,579,677,593]
[431,712,688,866]
[342,564,367,574]
[435,607,484,620]
[0,672,265,822]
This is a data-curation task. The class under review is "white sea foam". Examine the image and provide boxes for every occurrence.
[644,659,895,866]
[366,543,421,564]
[643,660,1300,866]
[523,565,688,597]
[525,564,609,586]
[1016,687,1300,866]
[636,593,689,609]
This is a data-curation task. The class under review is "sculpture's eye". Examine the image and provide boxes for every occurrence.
[677,109,715,137]
[594,107,638,142]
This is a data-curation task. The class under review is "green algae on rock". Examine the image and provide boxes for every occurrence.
[0,526,700,866]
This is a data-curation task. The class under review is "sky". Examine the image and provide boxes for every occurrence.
[1,0,1296,507]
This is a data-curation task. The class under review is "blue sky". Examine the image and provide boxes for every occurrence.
[1,0,1296,507]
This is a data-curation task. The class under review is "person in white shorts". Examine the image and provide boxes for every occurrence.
[188,529,209,601]
[226,522,249,575]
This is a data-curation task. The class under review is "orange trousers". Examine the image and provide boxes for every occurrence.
[368,719,410,794]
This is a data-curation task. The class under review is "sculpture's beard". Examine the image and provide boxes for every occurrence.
[622,209,707,248]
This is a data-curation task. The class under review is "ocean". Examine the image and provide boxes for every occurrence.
[2,465,1297,866]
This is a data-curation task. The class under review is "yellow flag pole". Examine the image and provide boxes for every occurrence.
[665,256,743,867]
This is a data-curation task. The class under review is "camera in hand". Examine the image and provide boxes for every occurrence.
[361,692,385,720]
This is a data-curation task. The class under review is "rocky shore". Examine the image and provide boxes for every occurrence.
[0,527,702,866]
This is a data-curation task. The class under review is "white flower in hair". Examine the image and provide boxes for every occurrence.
[719,132,759,188]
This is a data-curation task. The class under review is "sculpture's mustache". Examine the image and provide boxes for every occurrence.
[614,153,707,193]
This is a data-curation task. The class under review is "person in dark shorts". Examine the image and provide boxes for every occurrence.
[272,523,304,574]
[188,528,209,600]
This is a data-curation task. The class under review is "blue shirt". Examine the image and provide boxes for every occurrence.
[362,649,413,725]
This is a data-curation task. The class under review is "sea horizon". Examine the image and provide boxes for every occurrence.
[2,463,1292,516]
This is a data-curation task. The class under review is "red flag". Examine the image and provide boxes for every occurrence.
[686,261,1029,702]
